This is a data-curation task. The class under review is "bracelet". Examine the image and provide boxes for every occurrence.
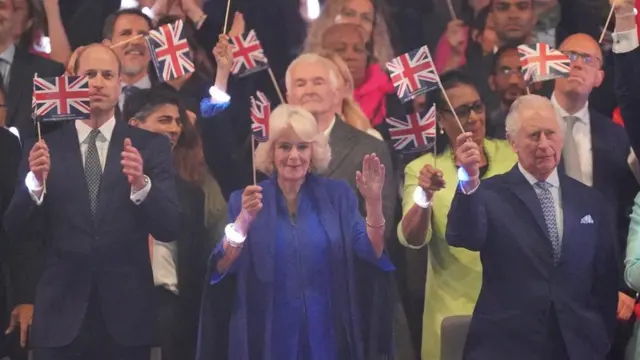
[617,12,636,18]
[413,187,432,209]
[224,223,246,248]
[366,218,386,228]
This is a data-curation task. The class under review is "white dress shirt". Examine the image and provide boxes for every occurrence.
[518,163,564,241]
[119,75,152,110]
[28,117,152,204]
[551,93,593,186]
[613,28,639,54]
[0,44,15,88]
[152,240,179,294]
[323,116,337,137]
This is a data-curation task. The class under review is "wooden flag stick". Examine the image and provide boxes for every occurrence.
[251,135,257,185]
[446,0,457,20]
[110,34,145,49]
[267,67,285,104]
[222,0,232,34]
[599,6,616,43]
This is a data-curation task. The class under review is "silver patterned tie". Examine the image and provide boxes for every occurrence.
[85,129,102,215]
[534,181,561,264]
[562,116,583,183]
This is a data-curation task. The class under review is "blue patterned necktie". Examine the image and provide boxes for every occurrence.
[534,181,561,264]
[85,129,102,215]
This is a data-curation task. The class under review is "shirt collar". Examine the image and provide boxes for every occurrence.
[121,75,151,90]
[76,117,116,143]
[518,162,560,188]
[323,115,337,137]
[0,44,16,65]
[550,92,590,123]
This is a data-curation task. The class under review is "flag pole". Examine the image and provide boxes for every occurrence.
[599,6,616,44]
[251,135,257,185]
[110,34,145,49]
[33,73,46,192]
[267,67,285,104]
[222,0,232,34]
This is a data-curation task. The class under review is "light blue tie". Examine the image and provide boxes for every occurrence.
[84,129,102,215]
[534,181,561,264]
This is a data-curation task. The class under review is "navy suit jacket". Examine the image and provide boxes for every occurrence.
[446,165,618,360]
[3,120,180,348]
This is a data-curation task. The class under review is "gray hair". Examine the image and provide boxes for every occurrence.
[285,53,340,92]
[505,94,562,139]
[254,104,332,175]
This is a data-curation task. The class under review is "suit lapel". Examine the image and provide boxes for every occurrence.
[95,121,126,224]
[59,124,94,227]
[7,49,31,126]
[559,176,581,254]
[325,118,356,176]
[505,166,550,240]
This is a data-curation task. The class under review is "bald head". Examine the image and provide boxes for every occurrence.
[74,44,122,76]
[555,33,604,101]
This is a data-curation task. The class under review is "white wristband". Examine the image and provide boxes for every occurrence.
[413,187,432,209]
[225,223,246,247]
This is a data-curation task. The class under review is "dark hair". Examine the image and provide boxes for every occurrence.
[73,44,122,75]
[102,8,153,40]
[17,0,44,50]
[490,45,519,75]
[122,87,182,123]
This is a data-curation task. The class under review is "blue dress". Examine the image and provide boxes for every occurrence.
[272,185,337,360]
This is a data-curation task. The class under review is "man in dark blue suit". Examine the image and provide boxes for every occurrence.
[550,32,638,359]
[3,44,180,360]
[446,95,618,360]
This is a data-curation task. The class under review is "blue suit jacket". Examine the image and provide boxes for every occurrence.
[446,165,618,360]
[3,121,180,348]
[196,174,395,360]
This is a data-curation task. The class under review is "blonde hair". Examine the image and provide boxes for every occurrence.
[317,50,372,132]
[303,0,394,66]
[255,104,332,175]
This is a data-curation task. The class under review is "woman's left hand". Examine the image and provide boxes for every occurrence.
[356,153,385,201]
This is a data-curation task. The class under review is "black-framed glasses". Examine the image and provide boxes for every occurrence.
[562,50,602,68]
[442,100,485,120]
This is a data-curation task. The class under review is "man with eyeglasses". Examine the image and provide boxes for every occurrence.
[488,45,527,139]
[552,32,638,360]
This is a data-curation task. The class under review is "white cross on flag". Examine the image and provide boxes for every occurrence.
[386,45,439,103]
[386,105,437,153]
[518,43,570,83]
[230,30,269,77]
[33,75,90,122]
[147,19,195,81]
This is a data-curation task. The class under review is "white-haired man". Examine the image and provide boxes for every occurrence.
[446,94,618,360]
[285,53,397,241]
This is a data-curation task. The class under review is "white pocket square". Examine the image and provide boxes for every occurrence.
[580,215,594,224]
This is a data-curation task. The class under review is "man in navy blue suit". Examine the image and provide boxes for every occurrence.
[3,43,180,360]
[446,94,618,360]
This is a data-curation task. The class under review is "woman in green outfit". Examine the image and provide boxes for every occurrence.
[398,70,517,360]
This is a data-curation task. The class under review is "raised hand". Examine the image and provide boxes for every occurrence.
[418,164,445,200]
[228,12,246,37]
[455,132,481,179]
[240,185,263,221]
[610,0,634,12]
[445,19,467,55]
[356,153,386,201]
[213,34,234,73]
[121,138,145,191]
[29,140,50,185]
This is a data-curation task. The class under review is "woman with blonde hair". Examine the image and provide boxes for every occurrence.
[196,104,395,360]
[304,0,394,66]
[318,50,383,140]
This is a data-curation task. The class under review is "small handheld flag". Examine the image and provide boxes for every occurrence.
[518,43,570,83]
[230,30,269,77]
[250,91,271,142]
[386,105,437,153]
[147,19,195,81]
[33,75,90,122]
[386,46,439,103]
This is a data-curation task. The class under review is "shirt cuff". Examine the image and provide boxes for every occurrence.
[130,175,151,205]
[459,179,480,195]
[613,28,639,53]
[26,172,45,205]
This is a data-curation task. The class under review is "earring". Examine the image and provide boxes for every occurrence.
[439,127,444,135]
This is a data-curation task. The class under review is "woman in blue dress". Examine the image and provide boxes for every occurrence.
[196,104,395,360]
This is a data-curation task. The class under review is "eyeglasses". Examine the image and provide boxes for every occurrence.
[496,67,523,77]
[442,100,485,120]
[562,51,602,68]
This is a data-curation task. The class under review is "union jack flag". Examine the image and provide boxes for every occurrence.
[386,46,439,103]
[386,105,437,152]
[230,30,269,77]
[147,20,195,81]
[33,75,90,122]
[250,91,270,142]
[518,43,570,83]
